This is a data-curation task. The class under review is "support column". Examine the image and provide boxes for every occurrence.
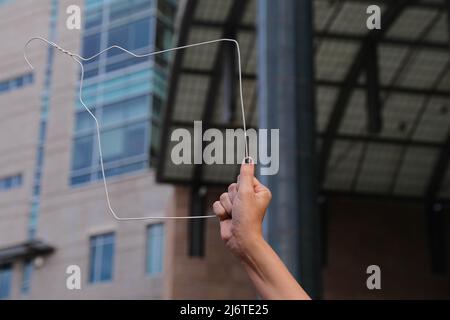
[188,185,206,257]
[258,0,321,298]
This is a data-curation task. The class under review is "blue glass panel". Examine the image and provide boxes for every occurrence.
[99,161,145,179]
[70,174,91,186]
[107,24,129,57]
[0,81,8,92]
[85,9,102,29]
[3,177,12,189]
[105,59,131,73]
[100,242,114,281]
[146,223,164,274]
[82,33,101,62]
[75,111,96,132]
[132,19,150,49]
[72,135,93,170]
[83,68,99,79]
[125,122,146,157]
[88,240,98,283]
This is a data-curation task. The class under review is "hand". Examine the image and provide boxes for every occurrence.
[212,163,272,258]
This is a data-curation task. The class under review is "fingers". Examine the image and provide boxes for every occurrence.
[220,192,233,213]
[238,163,255,195]
[213,201,228,221]
[228,183,238,202]
[219,219,232,242]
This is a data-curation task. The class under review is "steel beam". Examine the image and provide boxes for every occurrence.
[317,79,450,97]
[315,31,449,51]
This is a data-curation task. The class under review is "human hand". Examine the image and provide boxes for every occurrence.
[212,163,272,258]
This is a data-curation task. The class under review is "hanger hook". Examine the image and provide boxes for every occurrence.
[24,36,76,70]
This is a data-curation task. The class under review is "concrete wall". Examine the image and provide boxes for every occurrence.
[0,0,51,248]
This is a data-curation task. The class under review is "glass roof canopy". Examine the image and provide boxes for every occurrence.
[156,0,450,202]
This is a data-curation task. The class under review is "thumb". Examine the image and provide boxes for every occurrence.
[239,162,255,194]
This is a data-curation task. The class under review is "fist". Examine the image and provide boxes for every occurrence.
[213,163,272,257]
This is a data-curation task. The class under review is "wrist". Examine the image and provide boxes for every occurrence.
[238,233,267,264]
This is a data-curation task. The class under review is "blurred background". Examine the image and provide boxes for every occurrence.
[0,0,449,300]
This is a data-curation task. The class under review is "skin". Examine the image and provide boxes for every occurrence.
[213,163,311,300]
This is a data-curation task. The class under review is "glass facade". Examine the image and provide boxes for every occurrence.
[89,233,115,283]
[70,0,175,186]
[146,223,164,275]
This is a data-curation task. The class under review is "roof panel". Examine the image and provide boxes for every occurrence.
[194,0,232,23]
[316,40,360,81]
[237,30,256,74]
[413,97,450,143]
[316,86,338,132]
[173,74,209,122]
[339,89,366,135]
[314,0,341,32]
[397,49,449,89]
[330,2,386,35]
[379,93,426,140]
[437,68,450,91]
[355,144,402,193]
[387,7,439,40]
[183,27,222,70]
[393,146,438,196]
[324,140,363,190]
[426,13,448,43]
[241,0,256,25]
[378,44,409,86]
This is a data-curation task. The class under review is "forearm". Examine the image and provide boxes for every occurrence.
[240,237,310,300]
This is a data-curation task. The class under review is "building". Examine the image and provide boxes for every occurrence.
[157,0,450,299]
[0,0,255,300]
[1,0,449,301]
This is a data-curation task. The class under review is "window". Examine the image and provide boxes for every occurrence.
[146,223,164,275]
[0,173,23,191]
[109,0,154,22]
[0,264,12,299]
[105,18,152,73]
[0,73,34,95]
[71,95,150,186]
[71,135,94,171]
[89,233,115,283]
[101,122,146,163]
[21,261,33,295]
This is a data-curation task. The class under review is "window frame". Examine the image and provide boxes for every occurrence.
[88,232,116,284]
[146,223,165,276]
